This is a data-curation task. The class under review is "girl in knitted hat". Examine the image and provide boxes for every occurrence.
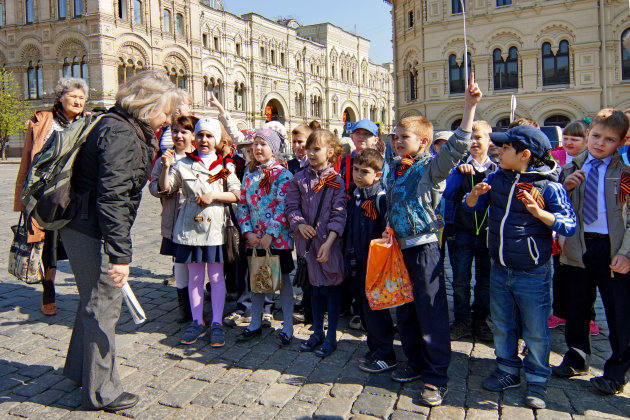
[159,117,241,347]
[236,129,295,345]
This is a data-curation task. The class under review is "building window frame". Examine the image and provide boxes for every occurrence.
[25,0,34,23]
[133,0,142,23]
[622,28,630,81]
[73,0,83,17]
[449,53,471,94]
[58,0,66,19]
[27,61,43,99]
[163,9,171,32]
[118,58,143,85]
[496,0,511,6]
[493,47,518,90]
[408,10,414,28]
[175,13,184,36]
[542,40,570,86]
[452,0,464,15]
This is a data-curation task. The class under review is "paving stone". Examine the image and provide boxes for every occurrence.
[315,397,354,419]
[12,372,64,397]
[191,382,235,408]
[222,380,268,407]
[56,388,82,408]
[351,393,394,418]
[428,405,466,420]
[147,366,191,391]
[364,372,402,397]
[171,403,210,419]
[534,409,571,420]
[190,363,228,383]
[35,405,73,419]
[8,401,45,418]
[18,364,53,379]
[330,383,363,399]
[499,405,534,419]
[295,383,331,404]
[465,407,498,420]
[205,403,244,419]
[395,394,431,416]
[27,388,65,405]
[158,378,207,408]
[390,409,428,420]
[246,368,281,385]
[258,383,299,407]
[214,367,251,385]
[274,400,318,419]
[240,402,280,419]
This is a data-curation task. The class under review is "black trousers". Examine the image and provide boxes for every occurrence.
[349,262,396,364]
[562,237,630,383]
[397,242,451,387]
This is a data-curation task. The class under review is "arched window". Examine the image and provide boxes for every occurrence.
[26,0,34,23]
[542,40,570,86]
[493,47,518,90]
[118,58,143,85]
[449,53,471,94]
[450,118,462,131]
[204,77,222,104]
[58,0,67,19]
[234,82,245,111]
[0,2,4,27]
[165,67,186,89]
[622,28,630,80]
[370,106,377,121]
[163,9,171,32]
[495,117,511,130]
[176,13,184,36]
[452,0,464,14]
[118,0,127,19]
[544,115,570,128]
[133,0,142,23]
[27,61,43,99]
[62,56,88,81]
[408,66,417,101]
[295,92,304,116]
[74,0,82,16]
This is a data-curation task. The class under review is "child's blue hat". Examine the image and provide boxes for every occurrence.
[489,125,551,159]
[352,120,379,137]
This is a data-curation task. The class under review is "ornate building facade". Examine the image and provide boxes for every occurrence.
[0,0,394,154]
[387,0,630,130]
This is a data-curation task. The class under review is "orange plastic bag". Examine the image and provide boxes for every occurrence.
[365,227,414,310]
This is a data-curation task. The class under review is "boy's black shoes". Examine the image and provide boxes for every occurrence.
[450,319,472,340]
[236,328,262,342]
[391,363,422,383]
[482,369,521,392]
[472,319,493,342]
[359,359,396,373]
[552,363,589,378]
[300,335,323,352]
[420,384,447,407]
[590,376,625,395]
[102,392,139,412]
[525,383,547,409]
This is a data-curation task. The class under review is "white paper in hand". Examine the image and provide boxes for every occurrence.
[121,283,147,324]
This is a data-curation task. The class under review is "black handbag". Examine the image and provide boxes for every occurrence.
[294,186,329,289]
[223,161,241,263]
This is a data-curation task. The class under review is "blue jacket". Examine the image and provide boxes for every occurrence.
[385,128,472,249]
[344,183,387,277]
[464,161,576,270]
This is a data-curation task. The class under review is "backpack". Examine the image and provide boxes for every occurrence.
[20,112,105,231]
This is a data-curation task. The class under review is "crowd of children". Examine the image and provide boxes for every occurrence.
[150,74,630,409]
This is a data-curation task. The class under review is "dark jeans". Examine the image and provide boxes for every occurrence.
[350,262,396,363]
[562,237,630,383]
[446,230,491,322]
[552,254,596,321]
[397,242,451,387]
[490,259,552,383]
[311,285,341,346]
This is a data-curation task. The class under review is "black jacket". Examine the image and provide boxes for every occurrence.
[68,104,157,264]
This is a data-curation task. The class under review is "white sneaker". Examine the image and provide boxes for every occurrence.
[262,313,273,328]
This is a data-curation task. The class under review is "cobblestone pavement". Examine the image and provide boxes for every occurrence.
[0,163,628,419]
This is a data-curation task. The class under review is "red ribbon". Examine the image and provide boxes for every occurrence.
[259,167,272,194]
[397,155,417,177]
[313,173,341,193]
[516,182,545,209]
[360,200,378,220]
[620,172,630,204]
[207,168,231,184]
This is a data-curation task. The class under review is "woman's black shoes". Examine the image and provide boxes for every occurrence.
[103,392,139,412]
[236,328,262,342]
[315,342,337,358]
[276,331,292,346]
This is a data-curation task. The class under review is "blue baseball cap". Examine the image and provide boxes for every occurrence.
[351,119,379,137]
[489,125,552,159]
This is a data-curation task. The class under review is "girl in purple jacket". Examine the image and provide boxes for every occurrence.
[286,130,348,357]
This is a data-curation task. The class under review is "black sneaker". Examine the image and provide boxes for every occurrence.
[472,319,493,342]
[359,359,396,373]
[391,363,422,383]
[590,376,625,395]
[482,369,521,392]
[420,384,447,407]
[450,319,472,340]
[524,383,547,409]
[552,363,589,378]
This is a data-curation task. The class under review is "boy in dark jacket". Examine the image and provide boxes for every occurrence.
[464,125,577,409]
[344,149,396,373]
[443,120,497,342]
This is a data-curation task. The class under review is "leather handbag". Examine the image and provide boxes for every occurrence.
[293,186,329,289]
[8,213,44,284]
[223,161,241,263]
[248,248,282,293]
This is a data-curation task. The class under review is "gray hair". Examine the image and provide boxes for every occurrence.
[54,77,89,103]
[116,70,181,125]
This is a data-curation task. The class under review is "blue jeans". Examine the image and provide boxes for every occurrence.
[446,230,491,322]
[490,259,552,383]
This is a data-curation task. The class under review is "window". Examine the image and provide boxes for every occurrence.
[449,53,471,94]
[58,0,67,19]
[234,82,244,111]
[542,40,570,86]
[260,46,265,60]
[117,0,126,19]
[166,67,187,89]
[408,67,417,101]
[0,2,3,27]
[496,0,511,5]
[332,98,338,117]
[493,47,518,90]
[74,0,82,16]
[163,9,171,32]
[544,115,570,128]
[133,0,142,23]
[27,61,43,99]
[495,117,511,130]
[270,50,275,64]
[310,96,322,117]
[235,43,241,56]
[450,119,462,130]
[26,0,34,23]
[63,56,88,81]
[452,0,464,14]
[213,36,219,50]
[295,93,304,116]
[408,10,414,28]
[622,28,630,80]
[176,13,183,36]
[118,58,143,84]
[204,77,222,104]
[370,106,377,121]
[202,34,208,48]
[280,52,285,67]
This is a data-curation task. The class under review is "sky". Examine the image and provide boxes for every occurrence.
[222,0,394,64]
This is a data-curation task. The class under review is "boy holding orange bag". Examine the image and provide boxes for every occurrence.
[344,149,396,373]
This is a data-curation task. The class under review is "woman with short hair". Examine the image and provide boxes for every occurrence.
[60,70,181,412]
[13,77,88,316]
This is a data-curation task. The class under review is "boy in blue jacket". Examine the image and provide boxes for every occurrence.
[464,125,577,409]
[384,73,482,407]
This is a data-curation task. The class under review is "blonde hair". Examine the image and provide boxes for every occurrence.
[396,116,433,143]
[292,124,312,139]
[116,70,180,124]
[306,129,342,163]
[472,120,492,137]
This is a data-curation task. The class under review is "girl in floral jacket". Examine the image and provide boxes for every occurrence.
[236,129,295,345]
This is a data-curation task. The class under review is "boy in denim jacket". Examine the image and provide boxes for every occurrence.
[384,74,481,407]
